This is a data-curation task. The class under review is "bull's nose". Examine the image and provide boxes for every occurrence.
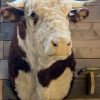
[51,37,72,56]
[52,37,71,48]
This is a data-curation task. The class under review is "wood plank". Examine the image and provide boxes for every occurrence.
[0,23,15,40]
[76,59,100,69]
[4,41,11,60]
[0,80,3,100]
[73,40,100,47]
[73,47,100,58]
[0,60,8,79]
[71,30,100,41]
[70,22,92,30]
[0,41,3,60]
[73,40,100,58]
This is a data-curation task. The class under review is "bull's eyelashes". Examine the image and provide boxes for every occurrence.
[30,11,38,25]
[68,8,89,23]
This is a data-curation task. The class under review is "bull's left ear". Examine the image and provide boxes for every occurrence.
[68,8,89,23]
[0,7,24,22]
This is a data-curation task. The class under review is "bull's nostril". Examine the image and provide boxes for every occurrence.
[67,42,71,46]
[52,41,58,47]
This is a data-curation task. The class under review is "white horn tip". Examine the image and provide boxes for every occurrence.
[6,0,26,8]
[6,2,15,7]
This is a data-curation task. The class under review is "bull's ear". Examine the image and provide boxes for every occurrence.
[68,8,89,23]
[0,7,24,22]
[71,0,95,8]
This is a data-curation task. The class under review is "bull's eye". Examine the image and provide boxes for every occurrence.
[31,11,36,17]
[30,11,38,25]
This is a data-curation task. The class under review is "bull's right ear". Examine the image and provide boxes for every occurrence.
[68,8,89,23]
[0,7,24,22]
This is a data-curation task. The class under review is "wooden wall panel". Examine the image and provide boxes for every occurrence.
[0,23,15,40]
[74,48,100,58]
[4,41,11,59]
[0,41,3,60]
[73,40,100,47]
[73,40,100,58]
[71,30,100,40]
[0,60,8,79]
[76,59,100,68]
[0,80,2,100]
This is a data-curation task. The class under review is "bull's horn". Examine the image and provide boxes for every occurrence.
[71,0,96,8]
[6,0,27,8]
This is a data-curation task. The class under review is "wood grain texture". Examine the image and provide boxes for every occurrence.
[76,59,100,68]
[73,40,100,58]
[0,41,3,60]
[0,80,2,100]
[71,30,100,40]
[70,23,92,30]
[0,60,8,79]
[0,23,15,40]
[85,0,100,6]
[73,40,100,47]
[74,48,100,58]
[4,41,11,59]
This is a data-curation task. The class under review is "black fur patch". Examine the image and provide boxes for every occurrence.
[37,52,76,87]
[17,20,26,40]
[8,27,30,99]
[30,11,39,25]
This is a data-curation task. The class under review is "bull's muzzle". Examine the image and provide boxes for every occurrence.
[50,37,72,56]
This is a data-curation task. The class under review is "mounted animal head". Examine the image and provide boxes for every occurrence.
[0,0,95,68]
